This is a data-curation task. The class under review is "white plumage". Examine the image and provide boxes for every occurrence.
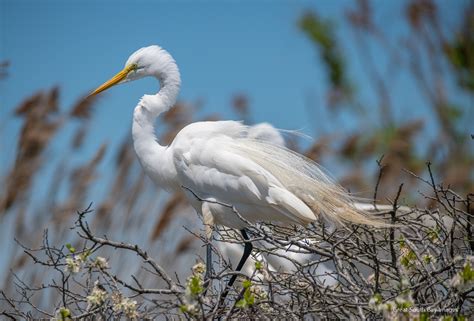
[215,236,338,287]
[91,45,385,233]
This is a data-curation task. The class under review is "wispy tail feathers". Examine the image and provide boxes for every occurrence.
[229,137,389,228]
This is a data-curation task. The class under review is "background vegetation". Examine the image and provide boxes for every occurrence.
[1,0,472,319]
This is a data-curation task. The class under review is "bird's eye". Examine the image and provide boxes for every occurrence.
[127,63,138,71]
[130,64,145,72]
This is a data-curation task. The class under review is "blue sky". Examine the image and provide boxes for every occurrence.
[1,1,327,165]
[0,0,469,181]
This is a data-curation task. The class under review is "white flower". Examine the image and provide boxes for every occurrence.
[94,256,109,269]
[192,262,206,275]
[401,278,410,288]
[368,293,383,312]
[367,274,375,285]
[449,258,474,291]
[395,296,408,306]
[181,302,199,315]
[64,256,82,273]
[423,253,436,264]
[449,274,462,289]
[467,255,474,265]
[121,297,138,319]
[111,292,138,319]
[381,301,397,319]
[250,284,268,300]
[87,281,107,308]
[368,297,378,308]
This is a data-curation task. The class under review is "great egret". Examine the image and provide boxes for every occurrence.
[215,236,338,286]
[90,45,385,302]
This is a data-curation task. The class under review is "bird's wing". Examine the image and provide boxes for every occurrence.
[171,130,316,225]
[171,120,385,227]
[223,138,388,227]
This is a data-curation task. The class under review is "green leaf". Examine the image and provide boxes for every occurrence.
[373,293,383,304]
[400,250,417,268]
[189,275,203,296]
[461,261,474,282]
[419,312,430,321]
[59,307,71,320]
[65,243,75,253]
[399,236,406,247]
[243,287,255,306]
[247,294,255,306]
[423,255,433,264]
[242,279,252,289]
[236,288,255,309]
[235,299,246,308]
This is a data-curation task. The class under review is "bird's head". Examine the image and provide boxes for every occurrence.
[90,45,179,96]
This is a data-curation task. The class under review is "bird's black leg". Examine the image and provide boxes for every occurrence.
[203,243,213,294]
[218,229,253,306]
[206,243,213,279]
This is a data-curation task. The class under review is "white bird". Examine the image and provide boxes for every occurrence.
[215,236,338,287]
[90,45,385,301]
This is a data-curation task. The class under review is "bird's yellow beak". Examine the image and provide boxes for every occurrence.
[89,64,136,96]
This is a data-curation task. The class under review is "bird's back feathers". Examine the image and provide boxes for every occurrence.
[172,121,386,228]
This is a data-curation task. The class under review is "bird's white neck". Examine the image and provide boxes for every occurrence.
[132,64,181,191]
